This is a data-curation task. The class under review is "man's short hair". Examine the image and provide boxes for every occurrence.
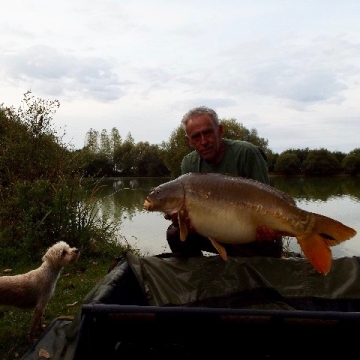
[181,106,219,129]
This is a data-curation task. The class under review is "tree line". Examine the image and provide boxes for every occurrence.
[2,92,360,182]
[81,121,360,178]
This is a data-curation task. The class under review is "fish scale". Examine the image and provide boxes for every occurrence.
[144,172,357,275]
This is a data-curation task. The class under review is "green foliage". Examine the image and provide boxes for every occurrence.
[282,148,310,164]
[76,149,115,177]
[17,90,61,138]
[273,148,348,176]
[274,153,301,175]
[82,127,122,176]
[0,96,72,185]
[84,128,100,152]
[302,148,342,176]
[113,133,136,176]
[160,126,190,177]
[84,127,123,156]
[134,141,170,177]
[0,177,126,263]
[81,130,170,177]
[332,150,347,165]
[110,127,122,149]
[221,118,269,150]
[265,149,278,172]
[0,92,138,263]
[342,148,360,175]
[80,114,358,178]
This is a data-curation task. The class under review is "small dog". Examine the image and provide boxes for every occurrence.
[0,241,80,342]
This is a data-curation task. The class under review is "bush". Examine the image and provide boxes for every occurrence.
[274,153,301,175]
[0,93,138,264]
[302,149,341,176]
[0,177,131,263]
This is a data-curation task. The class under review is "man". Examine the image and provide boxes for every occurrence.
[166,106,283,258]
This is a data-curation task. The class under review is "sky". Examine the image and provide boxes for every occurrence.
[1,1,360,154]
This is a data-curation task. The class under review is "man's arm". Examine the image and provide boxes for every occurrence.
[243,146,270,184]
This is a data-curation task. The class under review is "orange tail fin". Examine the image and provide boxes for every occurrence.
[311,213,357,246]
[297,214,357,275]
[297,233,332,275]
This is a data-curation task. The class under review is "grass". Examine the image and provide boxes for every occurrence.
[0,239,298,360]
[0,253,122,360]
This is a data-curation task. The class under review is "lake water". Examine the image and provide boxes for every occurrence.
[92,176,360,258]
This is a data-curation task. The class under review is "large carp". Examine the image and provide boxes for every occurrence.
[143,172,357,275]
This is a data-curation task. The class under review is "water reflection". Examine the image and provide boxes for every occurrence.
[271,176,360,202]
[90,178,172,255]
[88,176,360,258]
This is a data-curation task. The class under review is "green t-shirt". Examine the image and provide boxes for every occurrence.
[181,139,270,184]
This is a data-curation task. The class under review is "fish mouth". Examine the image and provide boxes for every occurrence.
[143,199,152,210]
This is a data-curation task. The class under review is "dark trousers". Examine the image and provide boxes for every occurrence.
[166,224,283,258]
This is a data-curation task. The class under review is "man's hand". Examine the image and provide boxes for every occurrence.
[256,226,282,241]
[164,212,196,233]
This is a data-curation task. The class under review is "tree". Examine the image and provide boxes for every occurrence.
[274,153,301,175]
[221,118,269,151]
[265,149,278,172]
[0,93,79,255]
[1,92,129,261]
[17,90,61,140]
[84,128,99,153]
[114,132,136,175]
[302,149,341,176]
[342,148,360,175]
[0,106,28,186]
[160,126,191,177]
[100,129,111,158]
[133,142,169,177]
[0,92,71,183]
[332,150,347,165]
[111,127,122,152]
[282,148,310,164]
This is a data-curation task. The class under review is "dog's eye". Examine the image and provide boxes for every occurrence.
[61,249,67,256]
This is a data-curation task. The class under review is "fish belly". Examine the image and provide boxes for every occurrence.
[187,200,259,244]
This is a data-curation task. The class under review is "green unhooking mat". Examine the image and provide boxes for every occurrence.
[20,252,360,359]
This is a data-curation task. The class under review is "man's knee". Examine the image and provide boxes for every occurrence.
[166,224,203,256]
[166,224,180,249]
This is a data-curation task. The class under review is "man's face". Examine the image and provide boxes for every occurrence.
[185,114,223,163]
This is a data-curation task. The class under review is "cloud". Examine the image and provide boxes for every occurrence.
[248,66,347,104]
[1,1,360,153]
[194,34,360,110]
[1,45,125,101]
[174,98,238,113]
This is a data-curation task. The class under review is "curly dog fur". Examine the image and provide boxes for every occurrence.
[0,241,80,342]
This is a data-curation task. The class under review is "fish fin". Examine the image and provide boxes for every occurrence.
[297,214,356,275]
[312,214,357,246]
[178,210,188,241]
[297,233,332,275]
[209,238,228,261]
